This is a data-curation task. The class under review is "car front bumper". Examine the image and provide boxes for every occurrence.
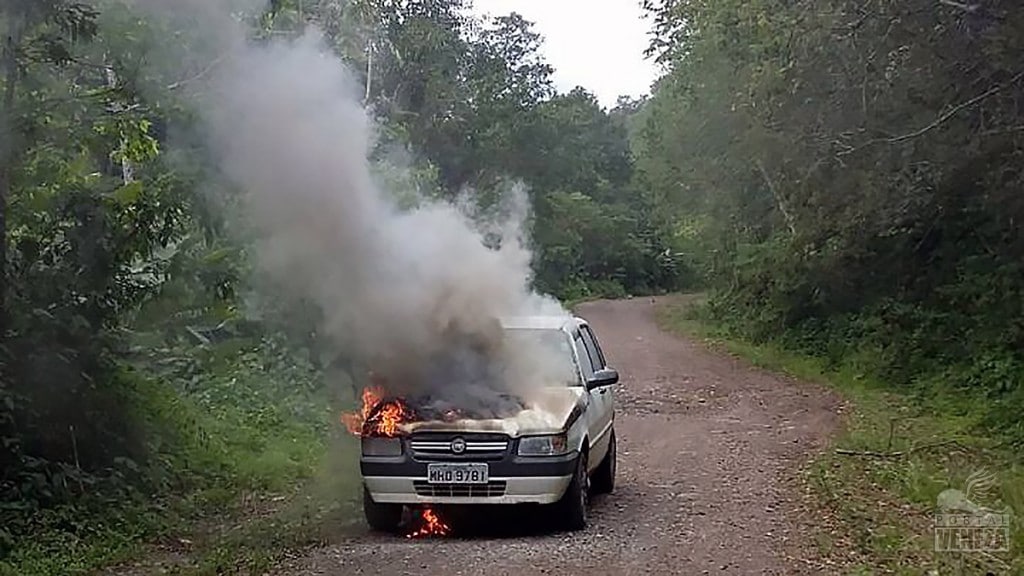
[361,450,579,505]
[363,475,573,504]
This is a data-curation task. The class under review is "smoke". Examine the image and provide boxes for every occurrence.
[120,1,574,417]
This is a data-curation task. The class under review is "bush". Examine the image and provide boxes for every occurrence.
[705,248,1024,447]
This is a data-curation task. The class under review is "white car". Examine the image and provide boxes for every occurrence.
[359,315,619,532]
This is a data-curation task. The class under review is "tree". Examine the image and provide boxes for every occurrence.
[1,1,98,321]
[635,0,1024,440]
[0,0,202,511]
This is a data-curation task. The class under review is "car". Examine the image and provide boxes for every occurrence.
[359,314,619,532]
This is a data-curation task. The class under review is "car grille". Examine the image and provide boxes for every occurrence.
[409,433,510,461]
[413,480,507,498]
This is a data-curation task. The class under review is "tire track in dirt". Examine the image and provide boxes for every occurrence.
[272,296,841,576]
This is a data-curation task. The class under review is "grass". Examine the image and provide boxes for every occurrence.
[129,445,363,576]
[0,287,621,576]
[1,336,364,576]
[657,295,1024,575]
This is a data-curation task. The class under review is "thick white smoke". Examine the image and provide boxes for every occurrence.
[120,1,575,416]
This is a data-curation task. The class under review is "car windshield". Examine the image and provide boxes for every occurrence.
[501,327,578,386]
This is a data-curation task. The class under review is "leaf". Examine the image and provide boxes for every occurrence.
[203,247,237,264]
[109,181,144,206]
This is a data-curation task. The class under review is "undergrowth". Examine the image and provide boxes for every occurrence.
[658,296,1024,575]
[0,333,356,576]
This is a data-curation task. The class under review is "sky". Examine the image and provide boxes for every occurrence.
[468,0,662,109]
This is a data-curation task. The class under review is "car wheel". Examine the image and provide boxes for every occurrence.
[556,450,589,531]
[363,486,403,533]
[592,429,616,495]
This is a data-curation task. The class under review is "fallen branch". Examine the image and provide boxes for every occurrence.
[835,439,964,459]
[835,448,905,458]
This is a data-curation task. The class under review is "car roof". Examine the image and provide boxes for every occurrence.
[499,315,583,332]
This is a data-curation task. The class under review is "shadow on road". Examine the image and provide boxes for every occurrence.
[363,495,615,541]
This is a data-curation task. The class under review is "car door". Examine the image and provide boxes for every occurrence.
[571,330,604,458]
[579,324,613,465]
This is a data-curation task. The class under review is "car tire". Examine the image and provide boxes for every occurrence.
[363,486,403,533]
[591,429,616,495]
[556,450,589,532]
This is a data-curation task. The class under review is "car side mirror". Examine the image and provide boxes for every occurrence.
[587,368,619,390]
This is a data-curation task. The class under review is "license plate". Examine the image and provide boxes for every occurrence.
[426,463,489,484]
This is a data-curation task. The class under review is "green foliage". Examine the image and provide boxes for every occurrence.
[1,2,340,571]
[1,0,194,517]
[640,0,1024,560]
[659,299,1024,574]
[0,331,335,575]
[0,0,684,571]
[638,0,1024,445]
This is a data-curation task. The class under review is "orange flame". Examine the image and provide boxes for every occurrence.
[341,383,416,437]
[366,397,416,437]
[406,507,451,538]
[341,385,385,435]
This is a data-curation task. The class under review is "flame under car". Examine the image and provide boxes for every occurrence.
[356,315,620,533]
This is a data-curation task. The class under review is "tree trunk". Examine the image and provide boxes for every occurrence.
[105,60,133,185]
[756,159,796,237]
[0,15,20,327]
[364,39,374,105]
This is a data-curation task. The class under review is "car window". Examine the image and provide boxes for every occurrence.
[573,334,596,380]
[580,325,605,370]
[502,327,577,385]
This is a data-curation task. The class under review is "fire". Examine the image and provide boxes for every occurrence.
[341,383,417,437]
[406,507,451,539]
[366,397,416,437]
[341,385,385,435]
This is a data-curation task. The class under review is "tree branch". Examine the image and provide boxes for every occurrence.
[166,53,231,91]
[886,72,1021,144]
[839,70,1024,155]
[937,0,980,12]
[980,125,1024,136]
[757,160,796,236]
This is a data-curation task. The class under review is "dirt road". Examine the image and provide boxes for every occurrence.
[273,297,840,576]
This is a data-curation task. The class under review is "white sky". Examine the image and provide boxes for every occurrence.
[469,0,662,108]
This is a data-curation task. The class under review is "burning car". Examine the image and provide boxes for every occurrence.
[343,315,619,534]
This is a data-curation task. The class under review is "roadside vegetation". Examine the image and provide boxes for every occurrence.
[636,0,1024,452]
[659,299,1024,575]
[639,1,1024,573]
[0,1,682,574]
[3,0,1023,574]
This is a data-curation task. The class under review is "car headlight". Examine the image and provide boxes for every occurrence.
[517,434,569,456]
[361,436,403,457]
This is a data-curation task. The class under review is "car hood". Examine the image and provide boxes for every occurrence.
[399,387,586,438]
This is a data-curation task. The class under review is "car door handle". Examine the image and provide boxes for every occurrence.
[599,388,608,395]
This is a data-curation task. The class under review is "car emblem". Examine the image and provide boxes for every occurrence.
[450,438,467,454]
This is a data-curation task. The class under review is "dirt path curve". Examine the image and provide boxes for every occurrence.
[273,296,840,576]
